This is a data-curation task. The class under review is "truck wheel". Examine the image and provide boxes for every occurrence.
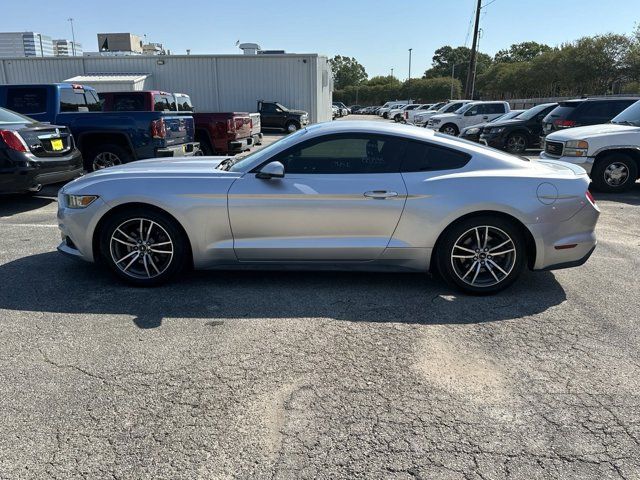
[440,124,459,136]
[506,133,528,154]
[591,153,638,193]
[199,140,215,156]
[285,121,300,133]
[87,144,132,172]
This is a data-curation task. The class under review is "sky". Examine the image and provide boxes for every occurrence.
[3,0,639,79]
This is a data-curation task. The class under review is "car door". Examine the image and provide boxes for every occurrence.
[260,103,282,128]
[227,133,408,261]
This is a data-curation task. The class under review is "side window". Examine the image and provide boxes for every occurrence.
[485,103,506,114]
[84,90,102,111]
[177,97,193,112]
[113,94,144,111]
[401,141,471,172]
[5,88,47,114]
[262,103,276,113]
[611,100,636,117]
[271,134,404,174]
[445,103,462,113]
[59,89,85,112]
[579,102,612,121]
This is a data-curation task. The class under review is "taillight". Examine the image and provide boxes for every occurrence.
[150,119,166,139]
[227,119,235,132]
[553,119,576,128]
[0,129,28,152]
[585,190,596,206]
[404,112,408,119]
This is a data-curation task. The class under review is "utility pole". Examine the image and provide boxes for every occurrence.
[68,18,76,56]
[408,48,413,103]
[464,0,482,99]
[390,67,394,78]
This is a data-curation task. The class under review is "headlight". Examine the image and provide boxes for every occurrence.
[563,140,589,157]
[466,127,480,134]
[65,194,98,208]
[431,119,441,125]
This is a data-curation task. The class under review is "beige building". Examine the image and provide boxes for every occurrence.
[97,33,143,53]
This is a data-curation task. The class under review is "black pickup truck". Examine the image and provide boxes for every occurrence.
[257,100,309,133]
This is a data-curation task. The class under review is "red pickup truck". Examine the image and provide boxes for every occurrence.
[99,91,253,155]
[173,94,252,155]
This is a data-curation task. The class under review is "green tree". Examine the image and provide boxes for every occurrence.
[494,42,552,63]
[328,55,368,90]
[423,46,492,95]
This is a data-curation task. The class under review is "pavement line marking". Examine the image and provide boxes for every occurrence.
[0,223,58,228]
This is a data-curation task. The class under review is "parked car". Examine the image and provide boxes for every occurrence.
[0,84,200,171]
[58,121,599,295]
[541,97,639,138]
[403,104,434,123]
[249,113,263,146]
[427,101,510,136]
[258,100,309,133]
[460,110,524,143]
[332,105,339,119]
[389,104,421,122]
[413,100,472,126]
[540,100,640,192]
[0,106,83,193]
[379,101,409,119]
[333,102,350,116]
[349,105,363,113]
[478,103,557,153]
[175,93,252,155]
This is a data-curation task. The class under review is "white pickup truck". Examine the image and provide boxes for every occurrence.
[541,100,640,192]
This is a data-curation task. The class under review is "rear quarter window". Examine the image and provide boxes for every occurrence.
[5,87,47,114]
[401,141,471,172]
[544,103,582,121]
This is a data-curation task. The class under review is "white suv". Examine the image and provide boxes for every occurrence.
[540,99,640,192]
[427,101,510,136]
[413,100,473,127]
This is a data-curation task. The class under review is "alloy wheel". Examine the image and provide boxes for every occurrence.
[442,126,457,136]
[450,225,516,288]
[507,135,527,153]
[93,152,122,170]
[604,162,630,187]
[109,218,174,280]
[287,123,298,133]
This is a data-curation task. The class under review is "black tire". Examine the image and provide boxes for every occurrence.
[590,153,638,193]
[440,123,459,136]
[436,215,526,295]
[285,121,300,134]
[86,144,133,172]
[199,139,216,156]
[505,133,528,154]
[383,112,389,119]
[99,207,189,287]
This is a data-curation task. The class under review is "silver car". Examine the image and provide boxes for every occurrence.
[57,121,599,294]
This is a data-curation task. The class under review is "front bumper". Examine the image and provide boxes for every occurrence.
[1,148,84,193]
[528,201,600,271]
[460,132,482,143]
[539,151,595,174]
[155,142,201,158]
[479,132,507,149]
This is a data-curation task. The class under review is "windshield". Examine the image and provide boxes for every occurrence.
[227,128,308,172]
[275,102,289,112]
[490,110,522,123]
[518,103,554,120]
[611,100,640,126]
[455,103,475,114]
[0,107,35,124]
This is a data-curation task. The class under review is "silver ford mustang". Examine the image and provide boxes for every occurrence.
[57,121,599,294]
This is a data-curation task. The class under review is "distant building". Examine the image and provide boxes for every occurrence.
[97,33,143,54]
[142,42,165,55]
[53,39,83,57]
[0,32,54,57]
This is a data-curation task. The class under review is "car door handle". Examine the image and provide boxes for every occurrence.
[364,190,398,199]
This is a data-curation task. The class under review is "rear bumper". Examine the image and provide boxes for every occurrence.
[251,132,263,145]
[529,202,600,271]
[155,142,200,158]
[229,138,250,153]
[539,152,595,174]
[1,148,83,193]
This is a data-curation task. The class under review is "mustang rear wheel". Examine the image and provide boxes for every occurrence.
[99,208,188,286]
[436,216,526,294]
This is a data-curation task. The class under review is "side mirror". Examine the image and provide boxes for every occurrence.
[256,161,285,179]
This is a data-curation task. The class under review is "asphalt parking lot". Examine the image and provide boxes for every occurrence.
[1,118,639,479]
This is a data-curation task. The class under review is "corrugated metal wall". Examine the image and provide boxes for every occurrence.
[0,54,332,122]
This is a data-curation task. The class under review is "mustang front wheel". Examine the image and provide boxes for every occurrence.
[99,208,188,286]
